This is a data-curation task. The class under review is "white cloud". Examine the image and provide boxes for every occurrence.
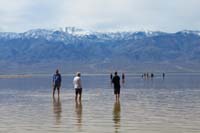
[0,0,200,32]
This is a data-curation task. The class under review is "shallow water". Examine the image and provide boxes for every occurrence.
[0,74,200,133]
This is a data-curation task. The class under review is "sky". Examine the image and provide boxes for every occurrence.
[0,0,200,32]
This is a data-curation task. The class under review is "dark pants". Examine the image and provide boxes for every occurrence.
[114,88,120,95]
[75,88,82,95]
[53,84,60,90]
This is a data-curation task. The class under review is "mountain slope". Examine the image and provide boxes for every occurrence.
[0,28,200,73]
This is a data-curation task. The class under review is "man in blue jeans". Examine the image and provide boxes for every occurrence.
[52,69,62,97]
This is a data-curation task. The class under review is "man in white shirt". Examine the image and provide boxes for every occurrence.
[73,72,82,101]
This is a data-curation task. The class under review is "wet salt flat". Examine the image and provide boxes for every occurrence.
[0,74,200,133]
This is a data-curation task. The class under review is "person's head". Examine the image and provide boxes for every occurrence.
[114,71,118,75]
[56,69,59,74]
[76,72,81,77]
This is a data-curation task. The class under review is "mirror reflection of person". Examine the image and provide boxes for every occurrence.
[53,96,62,125]
[113,101,121,132]
[75,100,83,131]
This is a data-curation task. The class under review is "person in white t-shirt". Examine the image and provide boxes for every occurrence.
[73,72,82,101]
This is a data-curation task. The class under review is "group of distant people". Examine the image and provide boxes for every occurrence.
[142,72,165,79]
[142,72,154,79]
[52,69,166,102]
[52,69,125,102]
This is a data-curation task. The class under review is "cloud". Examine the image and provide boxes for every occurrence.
[0,0,200,32]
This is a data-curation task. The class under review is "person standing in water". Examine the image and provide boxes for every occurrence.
[110,73,113,80]
[112,72,121,101]
[52,69,62,97]
[162,73,165,79]
[122,73,125,84]
[73,72,82,101]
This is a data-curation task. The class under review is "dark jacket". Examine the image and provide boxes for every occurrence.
[53,73,62,85]
[112,75,120,89]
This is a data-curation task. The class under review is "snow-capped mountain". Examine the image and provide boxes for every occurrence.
[0,27,200,73]
[0,27,167,41]
[177,30,200,36]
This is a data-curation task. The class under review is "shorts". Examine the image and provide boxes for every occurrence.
[114,88,120,95]
[75,88,82,95]
[54,84,61,89]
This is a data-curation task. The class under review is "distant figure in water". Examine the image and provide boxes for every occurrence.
[112,72,121,101]
[151,73,154,78]
[110,73,113,80]
[122,73,125,84]
[147,73,149,79]
[52,69,62,97]
[110,73,113,85]
[162,73,165,79]
[73,72,82,102]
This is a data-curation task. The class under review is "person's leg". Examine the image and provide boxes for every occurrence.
[114,89,117,101]
[53,86,56,97]
[117,94,119,101]
[118,89,120,100]
[116,89,120,101]
[75,89,78,101]
[57,87,60,97]
[79,89,82,101]
[78,94,81,102]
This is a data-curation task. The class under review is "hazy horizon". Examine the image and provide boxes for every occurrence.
[1,27,200,34]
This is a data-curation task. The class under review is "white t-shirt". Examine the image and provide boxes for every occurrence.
[73,76,82,89]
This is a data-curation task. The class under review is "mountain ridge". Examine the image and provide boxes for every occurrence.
[0,27,200,73]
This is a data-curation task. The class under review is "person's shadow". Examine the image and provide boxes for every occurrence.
[113,101,121,133]
[75,100,83,131]
[53,96,62,125]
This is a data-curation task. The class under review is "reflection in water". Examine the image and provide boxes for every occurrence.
[1,75,200,133]
[113,101,121,132]
[53,96,62,125]
[75,101,83,130]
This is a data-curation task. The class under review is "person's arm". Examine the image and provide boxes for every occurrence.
[52,75,55,86]
[60,74,62,85]
[78,78,82,88]
[73,78,75,87]
[112,77,114,83]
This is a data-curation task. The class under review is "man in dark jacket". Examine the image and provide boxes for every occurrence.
[52,69,62,97]
[112,71,121,101]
